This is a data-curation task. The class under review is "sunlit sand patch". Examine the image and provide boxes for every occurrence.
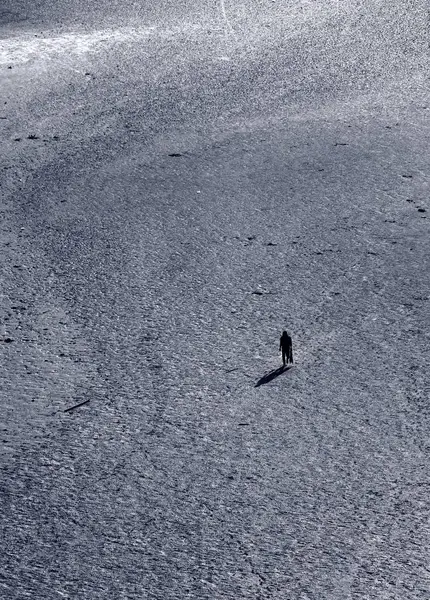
[0,1,351,67]
[0,24,206,66]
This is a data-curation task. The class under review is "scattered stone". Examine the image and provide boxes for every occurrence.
[402,174,413,178]
[168,153,182,157]
[3,338,13,343]
[266,242,277,246]
[7,66,12,69]
[247,235,256,241]
[252,290,264,295]
[27,134,39,140]
[14,138,21,142]
[417,208,426,212]
[334,142,348,146]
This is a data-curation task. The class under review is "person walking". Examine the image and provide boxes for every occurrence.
[279,331,293,366]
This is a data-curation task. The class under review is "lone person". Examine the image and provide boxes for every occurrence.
[279,330,293,366]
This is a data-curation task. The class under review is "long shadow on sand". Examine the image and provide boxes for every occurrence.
[255,365,292,387]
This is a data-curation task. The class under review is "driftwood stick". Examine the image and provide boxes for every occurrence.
[64,399,90,413]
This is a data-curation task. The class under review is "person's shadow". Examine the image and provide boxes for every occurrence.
[254,365,292,387]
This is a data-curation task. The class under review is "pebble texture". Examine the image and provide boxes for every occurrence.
[1,1,429,598]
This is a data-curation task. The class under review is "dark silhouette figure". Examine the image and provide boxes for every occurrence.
[280,331,293,366]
